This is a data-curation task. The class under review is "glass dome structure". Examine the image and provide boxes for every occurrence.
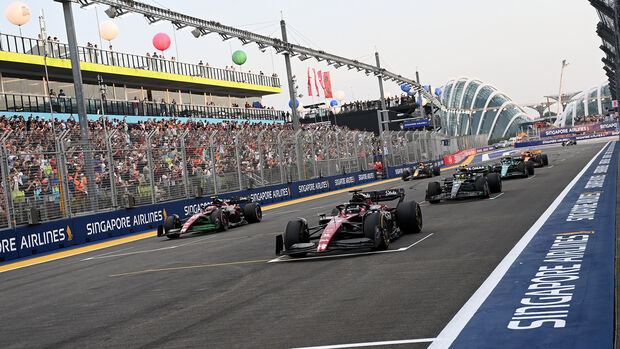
[555,81,612,127]
[440,78,532,140]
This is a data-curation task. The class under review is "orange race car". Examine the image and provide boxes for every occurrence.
[519,150,549,168]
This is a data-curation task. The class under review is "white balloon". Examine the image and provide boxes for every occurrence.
[384,92,391,99]
[99,20,119,41]
[6,1,30,26]
[334,90,345,102]
[297,105,304,112]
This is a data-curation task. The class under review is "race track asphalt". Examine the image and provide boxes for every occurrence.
[0,142,608,349]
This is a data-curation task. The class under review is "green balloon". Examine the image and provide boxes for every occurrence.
[232,50,247,65]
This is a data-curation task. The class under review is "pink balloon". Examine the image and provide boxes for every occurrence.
[152,32,171,51]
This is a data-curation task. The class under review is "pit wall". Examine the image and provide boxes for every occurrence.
[0,163,437,263]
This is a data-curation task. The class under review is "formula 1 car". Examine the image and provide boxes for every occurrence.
[401,162,441,181]
[425,166,502,204]
[488,154,535,179]
[157,197,262,239]
[562,140,577,146]
[275,188,422,257]
[520,150,549,168]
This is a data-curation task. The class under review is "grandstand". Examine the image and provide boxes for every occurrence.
[0,33,284,122]
[554,81,614,126]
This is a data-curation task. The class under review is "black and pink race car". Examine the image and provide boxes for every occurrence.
[275,189,422,258]
[158,197,262,239]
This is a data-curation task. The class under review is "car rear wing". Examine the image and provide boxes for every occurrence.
[352,188,405,203]
[226,196,253,204]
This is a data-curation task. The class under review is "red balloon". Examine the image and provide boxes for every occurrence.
[152,32,171,51]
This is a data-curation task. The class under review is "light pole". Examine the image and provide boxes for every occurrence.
[558,59,569,116]
[38,10,57,143]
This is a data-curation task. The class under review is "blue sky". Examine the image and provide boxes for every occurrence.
[0,0,604,112]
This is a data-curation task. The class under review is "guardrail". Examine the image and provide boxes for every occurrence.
[0,33,280,89]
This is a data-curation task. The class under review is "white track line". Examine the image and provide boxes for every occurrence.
[290,337,436,349]
[526,174,537,180]
[428,141,611,349]
[268,233,434,263]
[489,192,505,200]
[82,235,217,261]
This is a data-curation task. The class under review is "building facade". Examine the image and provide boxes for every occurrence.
[554,81,612,127]
[440,78,531,141]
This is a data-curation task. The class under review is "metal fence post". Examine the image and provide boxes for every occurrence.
[324,132,331,177]
[58,130,72,218]
[145,130,156,204]
[277,130,286,183]
[180,130,190,198]
[293,130,303,181]
[309,130,318,178]
[257,130,265,185]
[105,129,118,208]
[234,134,243,190]
[209,131,218,195]
[0,130,14,228]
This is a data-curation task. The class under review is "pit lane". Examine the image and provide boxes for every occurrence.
[0,142,609,349]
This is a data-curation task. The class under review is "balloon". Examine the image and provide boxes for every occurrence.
[424,85,430,92]
[6,2,30,26]
[99,20,118,41]
[330,100,338,107]
[152,32,171,51]
[297,105,304,112]
[334,90,345,102]
[232,50,247,65]
[435,88,442,96]
[289,99,300,108]
[407,90,415,96]
[384,92,391,99]
[400,84,411,92]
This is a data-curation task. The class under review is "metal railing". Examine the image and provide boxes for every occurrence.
[0,33,281,89]
[0,92,285,121]
[0,126,485,229]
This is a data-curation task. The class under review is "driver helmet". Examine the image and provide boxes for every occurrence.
[351,192,366,203]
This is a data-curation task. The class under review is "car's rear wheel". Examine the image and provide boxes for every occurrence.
[243,202,262,223]
[542,154,549,166]
[486,173,502,193]
[363,213,389,250]
[284,219,309,257]
[164,215,181,239]
[426,182,442,204]
[402,169,411,181]
[517,162,529,178]
[396,201,423,234]
[433,167,441,176]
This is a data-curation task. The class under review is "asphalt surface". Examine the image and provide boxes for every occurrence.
[0,142,608,349]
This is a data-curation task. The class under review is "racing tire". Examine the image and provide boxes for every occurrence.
[396,201,423,234]
[164,215,181,239]
[542,154,549,166]
[474,177,490,198]
[433,167,441,176]
[284,219,309,258]
[426,182,442,204]
[363,213,389,250]
[212,209,228,232]
[486,173,502,193]
[243,202,262,223]
[517,162,529,178]
[526,161,535,175]
[402,169,411,181]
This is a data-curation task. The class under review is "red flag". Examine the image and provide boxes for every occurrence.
[323,72,333,98]
[307,67,313,96]
[318,70,327,95]
[313,68,320,98]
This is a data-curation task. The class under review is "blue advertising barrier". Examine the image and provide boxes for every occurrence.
[0,168,393,262]
[515,132,619,148]
[448,141,618,348]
